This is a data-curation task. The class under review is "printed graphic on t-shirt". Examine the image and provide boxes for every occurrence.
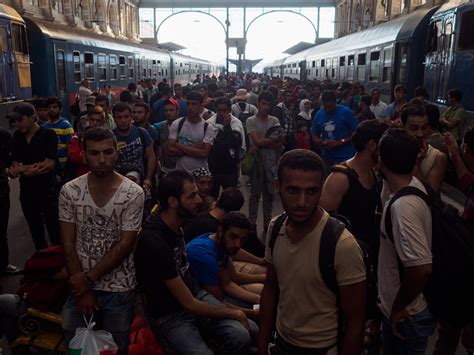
[59,175,144,292]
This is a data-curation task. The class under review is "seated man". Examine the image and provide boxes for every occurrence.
[135,170,252,355]
[187,212,260,319]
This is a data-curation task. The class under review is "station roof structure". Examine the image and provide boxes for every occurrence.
[283,42,315,54]
[139,0,335,8]
[158,42,186,51]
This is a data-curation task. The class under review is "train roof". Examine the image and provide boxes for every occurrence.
[275,6,437,66]
[0,4,24,23]
[433,0,473,14]
[24,17,212,65]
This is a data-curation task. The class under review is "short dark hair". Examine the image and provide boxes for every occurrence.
[13,102,36,117]
[464,128,474,153]
[448,89,462,102]
[267,86,279,101]
[394,84,407,94]
[321,90,336,103]
[221,212,253,233]
[161,85,171,96]
[424,103,441,131]
[415,86,429,99]
[157,170,195,210]
[283,89,292,96]
[128,82,137,91]
[277,149,324,182]
[401,104,426,126]
[133,102,150,114]
[258,90,274,104]
[35,98,48,109]
[119,90,132,103]
[216,187,244,213]
[379,128,419,174]
[186,91,204,103]
[95,94,109,106]
[112,102,132,117]
[370,87,380,95]
[360,95,372,107]
[82,127,116,151]
[46,96,62,108]
[214,97,232,110]
[352,120,389,152]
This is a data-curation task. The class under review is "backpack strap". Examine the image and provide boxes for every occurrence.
[331,163,359,185]
[319,217,347,294]
[177,117,209,137]
[269,213,287,258]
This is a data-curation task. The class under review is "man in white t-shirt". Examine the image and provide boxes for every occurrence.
[78,79,92,113]
[59,128,144,355]
[168,91,215,174]
[369,88,387,122]
[377,128,436,355]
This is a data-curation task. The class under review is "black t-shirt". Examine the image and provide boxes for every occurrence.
[135,214,200,318]
[183,212,221,243]
[11,127,57,188]
[0,128,12,184]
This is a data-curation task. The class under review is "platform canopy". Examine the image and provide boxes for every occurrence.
[158,42,187,51]
[283,42,315,54]
[139,0,335,8]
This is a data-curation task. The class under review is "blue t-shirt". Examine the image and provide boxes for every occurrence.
[186,233,229,286]
[114,125,153,177]
[311,105,359,162]
[152,98,187,123]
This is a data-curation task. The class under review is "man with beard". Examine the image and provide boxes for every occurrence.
[60,128,144,354]
[135,170,252,355]
[257,149,366,355]
[186,212,260,318]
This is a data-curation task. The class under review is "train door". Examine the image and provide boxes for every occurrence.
[299,60,307,81]
[53,41,68,109]
[0,21,15,100]
[435,18,454,104]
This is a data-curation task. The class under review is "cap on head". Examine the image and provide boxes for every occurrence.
[191,167,212,181]
[235,89,250,101]
[13,102,36,117]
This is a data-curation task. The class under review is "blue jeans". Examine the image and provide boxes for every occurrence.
[147,289,256,355]
[62,289,136,355]
[382,308,436,355]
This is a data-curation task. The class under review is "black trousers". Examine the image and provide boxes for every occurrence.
[0,182,10,268]
[210,172,238,199]
[19,184,60,251]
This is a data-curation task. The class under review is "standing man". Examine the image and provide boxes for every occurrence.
[135,170,251,354]
[143,79,158,106]
[311,90,359,173]
[113,102,156,189]
[207,97,246,197]
[369,88,388,122]
[247,91,285,233]
[271,90,297,151]
[377,129,435,354]
[258,149,366,355]
[153,99,180,176]
[0,128,20,273]
[383,84,407,126]
[43,96,74,174]
[168,91,215,174]
[78,79,92,113]
[440,89,467,142]
[60,128,144,355]
[9,103,59,250]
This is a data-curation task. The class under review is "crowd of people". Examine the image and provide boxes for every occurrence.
[0,71,473,355]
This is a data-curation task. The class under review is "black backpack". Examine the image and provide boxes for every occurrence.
[385,180,474,326]
[235,103,253,148]
[269,213,377,344]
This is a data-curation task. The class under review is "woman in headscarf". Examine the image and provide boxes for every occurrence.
[297,99,313,129]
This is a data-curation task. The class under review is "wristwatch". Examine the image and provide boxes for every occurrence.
[341,138,346,144]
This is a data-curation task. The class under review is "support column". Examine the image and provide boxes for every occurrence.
[316,7,320,42]
[243,7,246,74]
[154,7,157,43]
[226,7,230,77]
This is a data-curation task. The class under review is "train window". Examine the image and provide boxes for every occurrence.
[98,54,106,81]
[348,55,355,66]
[56,50,66,95]
[73,51,81,83]
[128,57,134,79]
[12,24,27,54]
[382,49,392,83]
[445,22,453,52]
[321,59,325,67]
[110,55,117,80]
[119,56,126,79]
[339,56,346,66]
[458,10,474,51]
[84,52,94,81]
[357,53,366,65]
[312,60,316,67]
[369,51,380,82]
[398,45,408,82]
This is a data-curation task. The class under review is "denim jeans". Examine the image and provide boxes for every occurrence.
[62,289,136,355]
[382,307,436,355]
[147,289,256,355]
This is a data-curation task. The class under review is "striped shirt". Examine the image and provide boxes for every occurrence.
[43,117,74,165]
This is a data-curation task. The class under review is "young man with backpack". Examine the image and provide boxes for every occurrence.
[60,128,144,355]
[207,97,246,197]
[113,102,156,190]
[377,128,436,354]
[257,149,367,355]
[168,91,215,174]
[232,89,257,137]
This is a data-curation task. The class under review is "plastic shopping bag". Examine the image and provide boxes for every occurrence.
[67,315,118,355]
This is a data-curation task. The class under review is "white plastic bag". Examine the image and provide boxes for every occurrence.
[67,315,118,355]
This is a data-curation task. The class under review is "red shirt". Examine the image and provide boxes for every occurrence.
[68,133,90,177]
[296,132,311,150]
